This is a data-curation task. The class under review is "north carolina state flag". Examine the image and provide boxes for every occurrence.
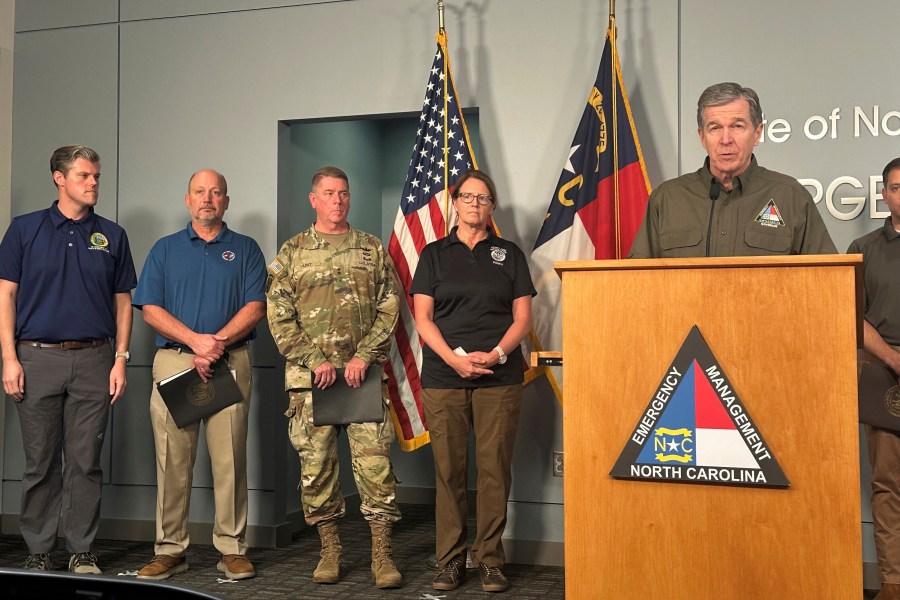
[530,24,651,358]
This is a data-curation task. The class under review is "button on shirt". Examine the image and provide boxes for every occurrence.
[0,201,137,341]
[132,222,266,347]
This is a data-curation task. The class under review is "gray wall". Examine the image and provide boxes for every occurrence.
[5,0,897,575]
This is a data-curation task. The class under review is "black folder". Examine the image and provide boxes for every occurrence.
[859,361,900,432]
[312,367,383,426]
[156,360,244,428]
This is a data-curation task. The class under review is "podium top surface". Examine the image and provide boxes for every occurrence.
[555,254,862,276]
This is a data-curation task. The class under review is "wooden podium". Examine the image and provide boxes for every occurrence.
[557,256,862,599]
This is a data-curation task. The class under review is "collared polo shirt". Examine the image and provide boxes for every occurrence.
[410,226,536,388]
[0,201,136,342]
[848,218,900,346]
[628,156,837,258]
[133,222,266,347]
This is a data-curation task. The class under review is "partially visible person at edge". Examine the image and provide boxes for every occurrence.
[411,169,536,593]
[849,157,900,600]
[266,166,403,589]
[132,169,266,582]
[0,145,136,574]
[628,81,836,258]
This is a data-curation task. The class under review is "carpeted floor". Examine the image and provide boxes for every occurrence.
[0,503,565,599]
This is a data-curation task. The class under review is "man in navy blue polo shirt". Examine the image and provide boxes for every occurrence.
[0,145,136,574]
[133,169,266,582]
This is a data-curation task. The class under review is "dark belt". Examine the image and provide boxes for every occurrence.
[18,339,109,350]
[163,340,249,354]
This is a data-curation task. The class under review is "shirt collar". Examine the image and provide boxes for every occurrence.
[881,217,900,242]
[303,223,361,248]
[701,155,757,194]
[48,200,96,229]
[439,226,496,249]
[186,221,232,243]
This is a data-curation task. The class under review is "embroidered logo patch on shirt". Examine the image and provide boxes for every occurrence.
[490,246,507,265]
[88,232,110,253]
[754,199,785,228]
[222,250,236,262]
[268,257,285,275]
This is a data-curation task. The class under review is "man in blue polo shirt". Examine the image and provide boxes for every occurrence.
[0,145,136,574]
[133,168,266,582]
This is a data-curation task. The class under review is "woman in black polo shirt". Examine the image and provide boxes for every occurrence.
[410,169,536,593]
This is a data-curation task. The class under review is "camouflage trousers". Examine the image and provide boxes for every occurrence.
[287,388,401,526]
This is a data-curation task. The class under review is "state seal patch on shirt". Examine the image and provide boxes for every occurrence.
[268,257,285,276]
[88,232,110,252]
[755,199,785,228]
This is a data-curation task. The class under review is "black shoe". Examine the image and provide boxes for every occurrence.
[24,554,53,570]
[433,554,466,591]
[479,563,509,592]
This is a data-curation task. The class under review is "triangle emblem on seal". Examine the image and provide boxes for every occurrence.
[610,325,789,488]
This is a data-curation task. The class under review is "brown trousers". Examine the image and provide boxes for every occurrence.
[861,348,900,583]
[868,425,900,584]
[422,384,522,569]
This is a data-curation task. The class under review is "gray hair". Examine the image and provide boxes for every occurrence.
[311,166,349,191]
[50,145,100,180]
[696,82,763,129]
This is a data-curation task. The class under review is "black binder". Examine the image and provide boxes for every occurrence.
[312,367,384,426]
[859,360,900,432]
[156,360,244,428]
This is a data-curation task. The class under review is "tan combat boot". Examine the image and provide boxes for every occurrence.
[312,521,342,584]
[370,520,402,588]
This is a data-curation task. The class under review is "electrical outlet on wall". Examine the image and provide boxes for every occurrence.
[552,451,563,477]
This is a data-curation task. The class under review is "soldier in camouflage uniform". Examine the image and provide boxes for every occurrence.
[266,166,402,589]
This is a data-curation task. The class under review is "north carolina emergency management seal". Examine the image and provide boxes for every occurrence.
[884,386,900,418]
[187,379,215,407]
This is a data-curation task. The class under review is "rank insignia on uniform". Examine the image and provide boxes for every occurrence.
[89,233,108,247]
[610,325,789,489]
[222,250,236,262]
[490,246,507,263]
[754,199,785,228]
[268,257,285,275]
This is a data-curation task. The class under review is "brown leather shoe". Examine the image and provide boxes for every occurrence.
[137,555,188,580]
[876,583,900,600]
[479,563,510,593]
[217,554,256,580]
[433,554,466,591]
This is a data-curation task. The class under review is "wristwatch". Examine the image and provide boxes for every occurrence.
[493,345,507,365]
[115,351,131,363]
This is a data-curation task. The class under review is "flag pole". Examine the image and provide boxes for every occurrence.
[609,2,622,258]
[437,0,451,235]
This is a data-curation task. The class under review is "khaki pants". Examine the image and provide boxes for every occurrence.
[422,384,522,569]
[149,346,251,557]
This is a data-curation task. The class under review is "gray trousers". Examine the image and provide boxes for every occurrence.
[15,343,112,554]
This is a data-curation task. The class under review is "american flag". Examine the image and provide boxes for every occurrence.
[386,31,476,451]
